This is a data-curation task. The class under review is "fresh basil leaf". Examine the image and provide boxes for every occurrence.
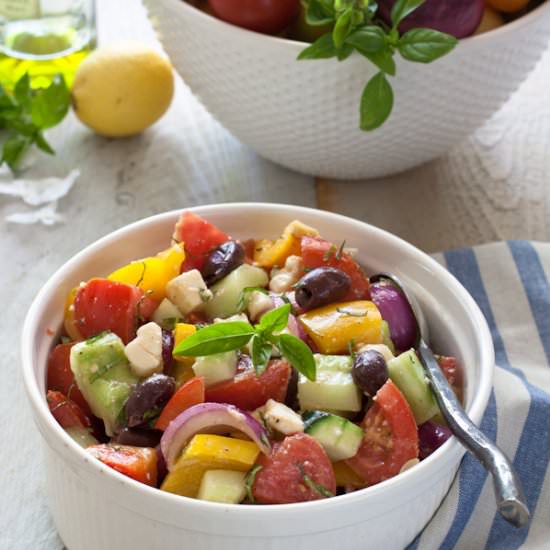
[34,131,55,155]
[336,43,354,61]
[390,0,425,28]
[2,134,30,170]
[236,286,269,313]
[31,74,70,129]
[14,73,31,110]
[332,7,353,49]
[398,28,458,63]
[173,321,255,356]
[0,84,16,110]
[256,303,291,335]
[302,471,335,498]
[277,333,316,382]
[360,71,394,131]
[360,46,397,76]
[306,0,335,26]
[244,464,263,503]
[251,335,273,376]
[298,32,338,60]
[346,26,386,54]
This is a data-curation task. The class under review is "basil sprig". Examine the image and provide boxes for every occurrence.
[173,304,316,381]
[298,0,458,130]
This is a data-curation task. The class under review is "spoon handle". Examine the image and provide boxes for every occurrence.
[417,340,530,528]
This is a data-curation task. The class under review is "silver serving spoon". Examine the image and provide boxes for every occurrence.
[370,273,530,528]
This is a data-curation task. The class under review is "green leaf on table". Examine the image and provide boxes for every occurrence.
[34,131,55,155]
[276,333,316,381]
[251,335,273,376]
[360,71,394,131]
[298,32,338,60]
[173,321,255,356]
[31,74,70,129]
[390,0,426,28]
[256,303,291,335]
[2,134,31,170]
[398,29,458,63]
[346,26,386,54]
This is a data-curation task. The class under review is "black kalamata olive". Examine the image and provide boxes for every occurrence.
[125,373,176,428]
[295,267,351,310]
[352,350,389,397]
[285,366,299,410]
[201,240,245,285]
[161,329,175,375]
[156,444,168,485]
[112,427,162,448]
[418,421,452,459]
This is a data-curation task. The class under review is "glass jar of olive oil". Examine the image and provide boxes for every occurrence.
[0,0,96,89]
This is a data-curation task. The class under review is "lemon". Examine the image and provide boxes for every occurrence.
[72,41,174,137]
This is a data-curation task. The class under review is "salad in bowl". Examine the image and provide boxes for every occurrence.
[22,204,493,550]
[47,211,462,504]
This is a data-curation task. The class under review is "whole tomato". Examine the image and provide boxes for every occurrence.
[377,0,485,38]
[207,0,300,35]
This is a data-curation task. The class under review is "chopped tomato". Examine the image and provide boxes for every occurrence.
[46,344,92,415]
[301,237,370,300]
[253,433,336,504]
[47,390,91,430]
[88,444,158,486]
[205,359,290,411]
[73,278,150,344]
[155,377,205,431]
[172,212,229,272]
[437,355,463,403]
[345,380,418,486]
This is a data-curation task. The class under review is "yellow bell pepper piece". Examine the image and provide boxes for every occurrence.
[172,323,197,386]
[333,461,367,488]
[299,301,383,354]
[108,245,185,302]
[253,220,319,268]
[63,287,83,341]
[160,434,260,498]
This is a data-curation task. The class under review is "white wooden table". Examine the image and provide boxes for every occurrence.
[1,1,549,548]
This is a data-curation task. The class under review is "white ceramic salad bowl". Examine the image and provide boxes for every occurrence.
[145,0,550,179]
[22,203,494,550]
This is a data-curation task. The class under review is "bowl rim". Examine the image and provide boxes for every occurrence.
[21,202,494,521]
[170,0,550,50]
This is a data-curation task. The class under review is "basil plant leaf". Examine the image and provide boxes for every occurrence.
[346,26,386,54]
[251,335,273,376]
[256,303,291,335]
[332,7,353,49]
[398,29,458,63]
[298,32,338,60]
[360,47,397,76]
[390,0,426,28]
[306,0,335,26]
[14,73,31,110]
[337,43,354,61]
[360,71,394,131]
[173,321,255,356]
[31,74,70,129]
[277,333,316,382]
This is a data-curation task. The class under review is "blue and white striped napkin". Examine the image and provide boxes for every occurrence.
[410,241,550,550]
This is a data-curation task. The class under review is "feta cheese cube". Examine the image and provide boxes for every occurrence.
[247,291,273,322]
[125,322,163,377]
[192,351,238,387]
[152,298,183,327]
[263,399,304,435]
[166,269,212,315]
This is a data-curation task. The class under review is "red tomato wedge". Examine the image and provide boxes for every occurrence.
[205,359,290,411]
[301,237,370,300]
[74,278,149,344]
[253,433,336,504]
[154,377,205,431]
[345,380,418,486]
[88,444,158,486]
[47,344,92,415]
[172,212,229,272]
[47,390,92,430]
[437,355,463,403]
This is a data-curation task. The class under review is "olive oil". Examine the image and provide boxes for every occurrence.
[0,2,95,89]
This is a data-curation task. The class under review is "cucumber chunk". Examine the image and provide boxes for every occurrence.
[298,355,362,412]
[203,264,268,319]
[387,349,439,424]
[192,351,238,387]
[197,470,247,504]
[304,411,364,461]
[70,331,139,436]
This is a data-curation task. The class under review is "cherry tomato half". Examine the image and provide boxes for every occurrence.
[207,0,300,35]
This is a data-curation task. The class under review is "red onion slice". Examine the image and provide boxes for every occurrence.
[160,402,271,470]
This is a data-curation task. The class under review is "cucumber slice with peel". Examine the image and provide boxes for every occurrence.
[197,470,247,504]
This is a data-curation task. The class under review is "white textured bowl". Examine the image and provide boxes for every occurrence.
[146,0,550,179]
[22,203,494,550]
